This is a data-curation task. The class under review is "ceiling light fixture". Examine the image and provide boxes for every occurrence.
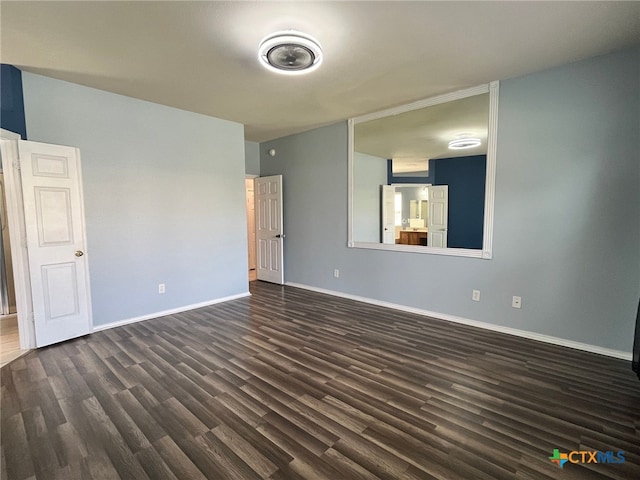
[448,136,481,150]
[258,31,323,75]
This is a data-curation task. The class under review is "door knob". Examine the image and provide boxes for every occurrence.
[275,234,286,238]
[74,250,84,257]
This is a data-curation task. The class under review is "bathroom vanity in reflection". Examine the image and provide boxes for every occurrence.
[398,230,428,246]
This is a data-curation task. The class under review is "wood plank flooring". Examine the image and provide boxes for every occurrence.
[1,314,27,368]
[2,281,639,479]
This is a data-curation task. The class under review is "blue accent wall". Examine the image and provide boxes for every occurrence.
[434,155,486,249]
[0,64,27,139]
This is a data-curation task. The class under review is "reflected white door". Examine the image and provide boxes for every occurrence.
[428,185,448,248]
[255,175,284,284]
[381,185,395,244]
[18,140,92,347]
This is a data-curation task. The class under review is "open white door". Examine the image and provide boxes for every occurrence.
[428,185,448,248]
[18,140,92,347]
[255,175,284,284]
[381,185,396,244]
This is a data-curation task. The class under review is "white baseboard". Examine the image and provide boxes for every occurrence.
[93,291,251,332]
[285,282,631,361]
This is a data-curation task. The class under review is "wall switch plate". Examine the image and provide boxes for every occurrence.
[472,290,481,302]
[512,295,522,308]
[334,269,340,278]
[159,283,166,294]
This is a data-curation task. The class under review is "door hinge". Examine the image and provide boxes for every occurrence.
[13,160,20,170]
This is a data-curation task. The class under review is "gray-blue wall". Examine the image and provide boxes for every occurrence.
[244,140,260,175]
[22,73,249,327]
[260,47,640,353]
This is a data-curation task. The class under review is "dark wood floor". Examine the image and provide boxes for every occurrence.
[2,282,639,480]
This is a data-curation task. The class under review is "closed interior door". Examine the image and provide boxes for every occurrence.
[428,185,448,248]
[255,175,284,284]
[19,140,92,347]
[381,185,396,244]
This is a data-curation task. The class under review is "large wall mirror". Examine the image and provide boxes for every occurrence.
[348,82,499,259]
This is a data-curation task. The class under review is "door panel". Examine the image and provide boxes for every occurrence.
[269,240,279,269]
[19,140,92,347]
[35,187,74,244]
[42,262,79,319]
[255,175,284,284]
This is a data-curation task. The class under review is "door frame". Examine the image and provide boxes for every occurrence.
[0,128,35,349]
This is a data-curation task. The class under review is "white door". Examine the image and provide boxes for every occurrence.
[255,175,284,284]
[428,185,448,248]
[381,185,395,244]
[18,140,92,347]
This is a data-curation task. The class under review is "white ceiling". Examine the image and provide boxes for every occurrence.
[355,92,489,164]
[2,1,639,143]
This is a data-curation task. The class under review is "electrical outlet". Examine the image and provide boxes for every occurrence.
[472,290,480,302]
[159,283,165,294]
[334,269,340,278]
[512,295,522,309]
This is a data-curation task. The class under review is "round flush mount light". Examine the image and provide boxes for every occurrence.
[258,31,323,75]
[448,136,481,150]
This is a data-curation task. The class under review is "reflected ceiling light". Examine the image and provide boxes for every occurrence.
[258,31,323,75]
[448,135,481,150]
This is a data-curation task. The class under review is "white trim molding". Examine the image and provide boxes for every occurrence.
[93,292,251,332]
[285,282,631,361]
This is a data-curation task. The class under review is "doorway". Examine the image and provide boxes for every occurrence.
[0,168,25,366]
[245,177,257,282]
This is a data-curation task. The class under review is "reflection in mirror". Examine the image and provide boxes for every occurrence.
[349,82,498,258]
[389,185,429,246]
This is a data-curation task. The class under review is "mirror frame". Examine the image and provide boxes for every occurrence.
[348,81,499,259]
